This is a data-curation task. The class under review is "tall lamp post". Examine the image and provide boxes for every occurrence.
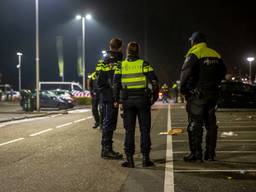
[247,57,255,84]
[76,14,92,90]
[16,52,23,92]
[35,0,40,111]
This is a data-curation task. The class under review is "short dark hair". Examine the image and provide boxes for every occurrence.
[109,38,122,50]
[127,41,139,56]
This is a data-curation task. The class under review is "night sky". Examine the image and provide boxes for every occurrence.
[0,0,256,90]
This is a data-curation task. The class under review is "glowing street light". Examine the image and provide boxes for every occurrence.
[76,13,93,90]
[85,14,92,20]
[102,50,107,57]
[247,57,255,84]
[76,15,82,20]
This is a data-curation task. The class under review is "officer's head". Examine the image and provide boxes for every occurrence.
[189,32,207,47]
[109,38,122,52]
[127,41,139,57]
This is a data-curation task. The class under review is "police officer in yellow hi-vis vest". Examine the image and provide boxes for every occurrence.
[180,32,226,162]
[95,38,123,160]
[113,42,159,168]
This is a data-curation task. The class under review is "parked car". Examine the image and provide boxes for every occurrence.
[0,84,20,101]
[50,89,76,108]
[39,81,91,98]
[217,82,256,108]
[39,91,72,109]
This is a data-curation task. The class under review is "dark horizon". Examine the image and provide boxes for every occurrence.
[0,0,256,90]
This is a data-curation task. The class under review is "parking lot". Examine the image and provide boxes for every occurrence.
[0,102,255,192]
[170,104,256,192]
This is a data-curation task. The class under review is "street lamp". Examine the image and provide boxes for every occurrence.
[247,57,255,84]
[102,50,107,57]
[35,0,40,111]
[16,52,23,92]
[76,13,92,90]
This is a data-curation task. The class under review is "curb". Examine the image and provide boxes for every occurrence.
[0,106,91,123]
[0,111,68,123]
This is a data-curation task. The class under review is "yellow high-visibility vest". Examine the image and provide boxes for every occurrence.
[120,59,148,89]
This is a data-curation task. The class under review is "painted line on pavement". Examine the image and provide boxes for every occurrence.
[164,104,174,192]
[173,140,256,142]
[51,114,63,118]
[171,124,256,128]
[73,116,93,123]
[29,129,53,137]
[56,122,73,129]
[68,109,90,114]
[0,138,25,147]
[174,169,256,173]
[173,151,256,154]
[171,131,256,134]
[74,118,86,123]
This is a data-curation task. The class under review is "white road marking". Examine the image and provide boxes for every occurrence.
[173,140,256,142]
[74,118,86,123]
[51,114,63,118]
[173,151,256,154]
[0,138,25,147]
[171,131,256,134]
[174,169,256,173]
[73,116,93,123]
[56,122,73,129]
[171,124,256,128]
[220,125,256,128]
[29,129,53,137]
[68,109,90,114]
[164,104,174,192]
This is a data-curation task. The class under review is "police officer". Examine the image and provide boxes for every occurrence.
[113,42,159,168]
[180,32,226,162]
[96,38,123,160]
[161,84,169,103]
[88,71,103,129]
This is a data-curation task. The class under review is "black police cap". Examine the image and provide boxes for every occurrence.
[189,32,207,44]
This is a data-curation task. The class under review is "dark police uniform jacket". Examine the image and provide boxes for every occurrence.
[88,72,99,97]
[95,51,123,103]
[180,42,226,97]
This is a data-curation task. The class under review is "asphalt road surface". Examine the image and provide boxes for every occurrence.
[0,103,255,192]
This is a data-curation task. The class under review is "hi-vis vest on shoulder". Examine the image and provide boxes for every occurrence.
[186,42,221,60]
[115,59,153,89]
[186,42,223,89]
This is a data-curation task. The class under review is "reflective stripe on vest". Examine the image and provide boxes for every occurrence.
[121,59,146,89]
[91,72,96,80]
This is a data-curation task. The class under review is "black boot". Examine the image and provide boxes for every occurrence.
[101,149,123,160]
[204,151,216,161]
[184,151,203,162]
[205,125,217,161]
[142,154,154,167]
[121,155,135,168]
[92,122,99,129]
[184,129,203,162]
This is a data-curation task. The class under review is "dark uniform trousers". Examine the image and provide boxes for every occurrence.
[186,91,218,156]
[123,97,151,155]
[92,94,101,125]
[101,101,118,150]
